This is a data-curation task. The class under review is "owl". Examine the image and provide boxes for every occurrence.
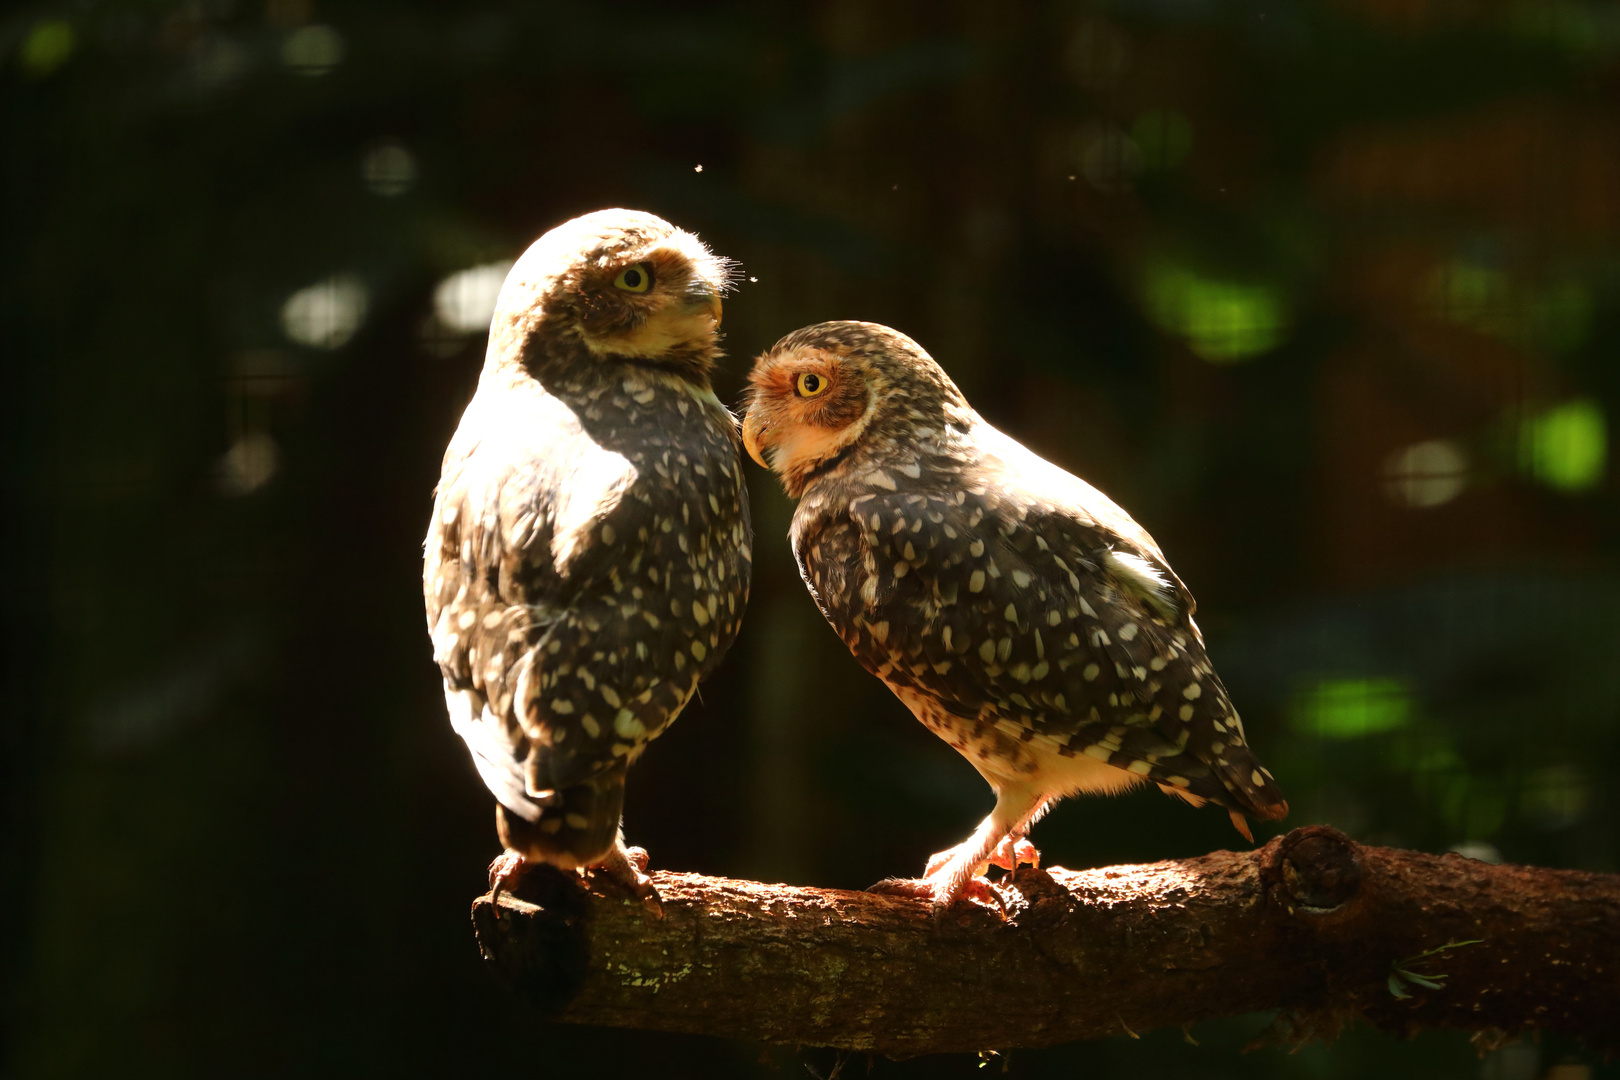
[742,321,1286,908]
[424,209,751,898]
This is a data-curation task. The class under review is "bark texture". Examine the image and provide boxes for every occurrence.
[470,826,1620,1057]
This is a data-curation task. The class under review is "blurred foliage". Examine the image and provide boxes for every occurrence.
[3,0,1618,1078]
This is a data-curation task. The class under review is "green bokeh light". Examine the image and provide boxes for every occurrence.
[1436,774,1510,838]
[1291,677,1414,739]
[1504,0,1620,57]
[21,20,76,79]
[1144,264,1287,363]
[1519,398,1607,492]
[1131,109,1193,172]
[1427,259,1592,353]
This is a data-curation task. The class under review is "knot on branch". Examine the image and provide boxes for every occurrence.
[1267,825,1364,917]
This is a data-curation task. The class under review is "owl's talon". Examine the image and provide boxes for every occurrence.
[487,850,528,906]
[868,873,1007,917]
[988,836,1040,874]
[595,842,664,918]
[624,845,651,874]
[945,876,1009,917]
[867,876,934,899]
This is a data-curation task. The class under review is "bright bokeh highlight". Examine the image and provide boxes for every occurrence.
[434,260,514,334]
[1519,398,1606,492]
[1292,677,1413,739]
[1144,264,1287,362]
[1383,439,1469,508]
[281,274,368,349]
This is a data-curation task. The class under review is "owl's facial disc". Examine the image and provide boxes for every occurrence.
[576,239,727,363]
[742,347,874,492]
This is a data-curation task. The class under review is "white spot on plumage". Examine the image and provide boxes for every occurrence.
[614,710,645,739]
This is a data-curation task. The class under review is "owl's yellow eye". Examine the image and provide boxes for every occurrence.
[795,372,828,398]
[613,263,653,293]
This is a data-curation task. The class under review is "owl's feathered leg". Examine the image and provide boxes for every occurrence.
[874,782,1046,913]
[925,784,1044,904]
[488,818,661,918]
[590,828,663,918]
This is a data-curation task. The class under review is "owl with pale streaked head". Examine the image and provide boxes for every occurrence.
[424,209,752,897]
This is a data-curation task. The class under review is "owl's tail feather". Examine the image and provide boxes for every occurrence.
[497,764,627,870]
[1208,744,1289,832]
[1154,741,1288,843]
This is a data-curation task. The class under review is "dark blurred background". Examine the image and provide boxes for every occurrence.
[4,1,1617,1077]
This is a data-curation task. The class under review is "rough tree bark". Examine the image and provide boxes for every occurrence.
[470,826,1619,1057]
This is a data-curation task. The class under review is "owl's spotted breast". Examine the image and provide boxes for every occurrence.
[428,369,750,799]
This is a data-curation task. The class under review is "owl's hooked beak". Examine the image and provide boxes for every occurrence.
[686,289,723,326]
[740,408,770,469]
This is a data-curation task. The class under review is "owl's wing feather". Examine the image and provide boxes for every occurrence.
[820,475,1284,819]
[428,385,749,827]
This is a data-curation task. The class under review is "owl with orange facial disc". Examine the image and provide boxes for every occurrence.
[742,321,1286,909]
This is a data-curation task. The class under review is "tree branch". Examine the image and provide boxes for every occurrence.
[470,826,1620,1057]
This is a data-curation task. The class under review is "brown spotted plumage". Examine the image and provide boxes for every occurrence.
[424,209,751,896]
[742,321,1285,908]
